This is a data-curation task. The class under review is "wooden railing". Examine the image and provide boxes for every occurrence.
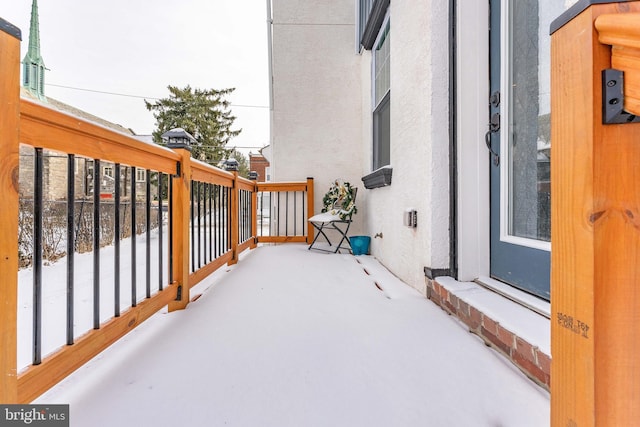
[0,22,313,403]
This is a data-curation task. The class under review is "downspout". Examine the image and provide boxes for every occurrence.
[448,0,458,278]
[266,0,275,177]
[266,0,274,112]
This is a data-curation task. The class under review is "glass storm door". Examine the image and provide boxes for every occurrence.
[487,0,569,300]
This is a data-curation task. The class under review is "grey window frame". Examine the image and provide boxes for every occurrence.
[372,17,390,170]
[359,0,390,50]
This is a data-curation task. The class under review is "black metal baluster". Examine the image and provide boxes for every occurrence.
[258,192,263,237]
[33,148,43,364]
[218,186,223,255]
[243,191,247,241]
[247,192,252,237]
[294,191,297,236]
[197,181,202,269]
[264,192,268,237]
[131,166,137,307]
[66,154,75,345]
[208,183,213,262]
[277,191,281,236]
[203,183,208,264]
[238,190,242,243]
[244,190,247,241]
[215,185,220,258]
[145,169,151,298]
[158,173,163,291]
[270,192,275,237]
[246,191,250,240]
[169,178,174,283]
[239,190,244,242]
[227,187,231,252]
[223,187,228,252]
[114,163,121,317]
[247,191,251,240]
[285,191,289,237]
[302,190,306,237]
[242,190,245,241]
[93,159,101,329]
[190,181,195,273]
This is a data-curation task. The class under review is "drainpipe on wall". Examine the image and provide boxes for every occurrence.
[266,0,275,178]
[448,0,458,279]
[266,0,274,112]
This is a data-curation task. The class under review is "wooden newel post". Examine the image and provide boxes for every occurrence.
[306,177,314,244]
[550,2,640,426]
[0,18,22,404]
[163,128,197,312]
[168,148,191,311]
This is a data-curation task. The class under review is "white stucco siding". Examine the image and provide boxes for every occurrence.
[426,1,451,270]
[270,0,451,292]
[270,0,364,234]
[364,0,450,293]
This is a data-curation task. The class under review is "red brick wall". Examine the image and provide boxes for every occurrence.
[249,154,270,182]
[426,278,551,391]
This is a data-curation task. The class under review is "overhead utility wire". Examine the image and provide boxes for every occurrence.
[45,83,270,109]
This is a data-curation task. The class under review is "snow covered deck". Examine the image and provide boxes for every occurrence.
[35,244,549,426]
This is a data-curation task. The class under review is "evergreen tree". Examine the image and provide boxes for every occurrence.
[145,85,241,164]
[227,148,250,178]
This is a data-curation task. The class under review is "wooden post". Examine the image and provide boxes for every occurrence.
[0,18,22,404]
[306,177,314,244]
[550,2,640,426]
[229,171,239,265]
[168,149,191,311]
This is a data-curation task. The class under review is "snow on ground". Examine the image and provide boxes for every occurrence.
[34,244,549,426]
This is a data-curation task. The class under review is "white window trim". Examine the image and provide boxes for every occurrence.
[136,169,146,183]
[455,0,490,282]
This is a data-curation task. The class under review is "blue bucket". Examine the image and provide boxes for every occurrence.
[350,236,371,256]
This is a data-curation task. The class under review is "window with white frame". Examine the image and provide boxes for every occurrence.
[372,19,390,170]
[103,166,114,178]
[136,168,146,182]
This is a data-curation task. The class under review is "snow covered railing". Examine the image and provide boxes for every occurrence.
[0,26,315,403]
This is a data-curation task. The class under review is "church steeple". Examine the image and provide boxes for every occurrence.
[22,0,46,101]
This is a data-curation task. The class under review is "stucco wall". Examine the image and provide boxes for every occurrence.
[270,0,450,292]
[270,0,365,235]
[361,0,450,293]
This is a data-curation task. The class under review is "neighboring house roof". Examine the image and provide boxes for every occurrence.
[260,145,271,163]
[133,134,155,144]
[20,87,136,136]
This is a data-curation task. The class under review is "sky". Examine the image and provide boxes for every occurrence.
[2,0,271,155]
[27,243,550,426]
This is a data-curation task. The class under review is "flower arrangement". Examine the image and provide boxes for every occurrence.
[321,180,357,220]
